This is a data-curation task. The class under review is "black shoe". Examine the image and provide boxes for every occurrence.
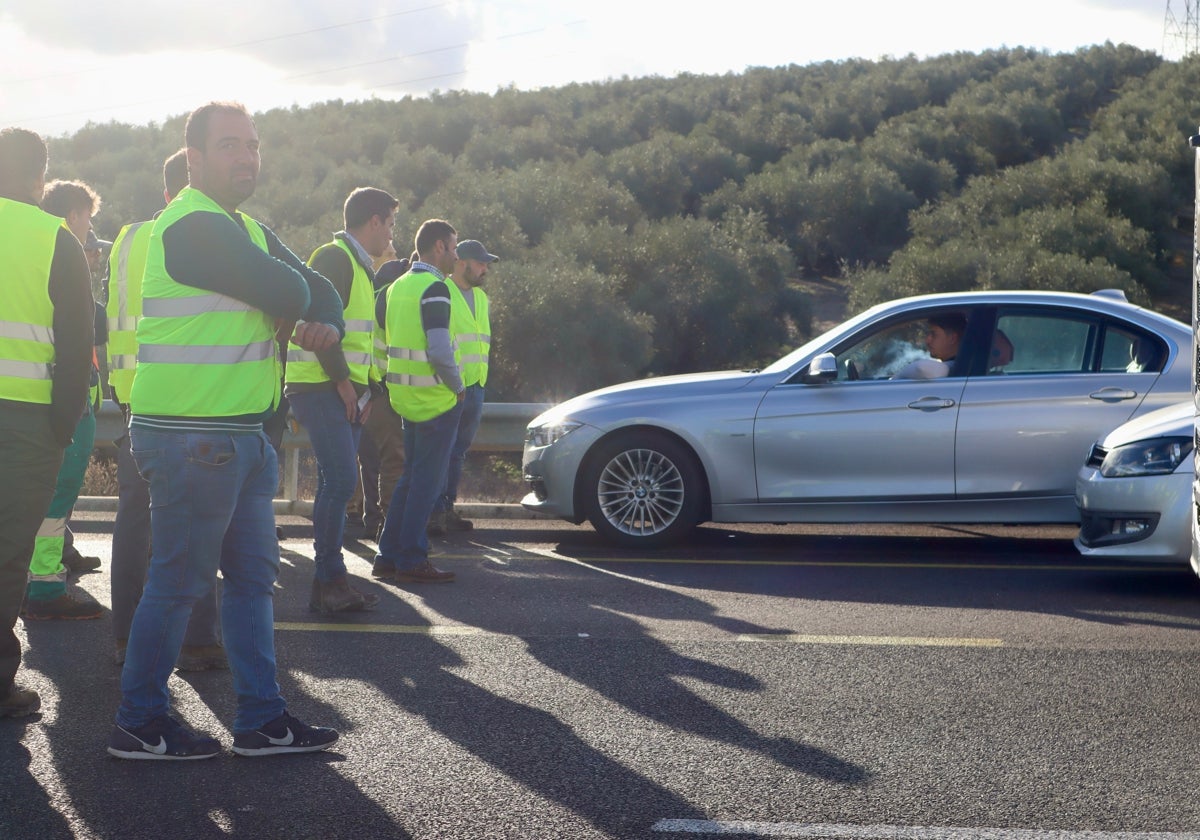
[107,715,221,760]
[62,552,102,573]
[231,711,338,757]
[371,559,396,579]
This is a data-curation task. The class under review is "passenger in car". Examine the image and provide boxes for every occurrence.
[988,329,1013,373]
[1126,338,1158,373]
[894,313,966,379]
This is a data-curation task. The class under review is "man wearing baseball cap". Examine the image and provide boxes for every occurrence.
[428,239,498,536]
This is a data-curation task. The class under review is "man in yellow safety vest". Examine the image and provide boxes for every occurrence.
[0,127,94,717]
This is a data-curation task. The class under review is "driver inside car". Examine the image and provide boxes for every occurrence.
[893,313,966,379]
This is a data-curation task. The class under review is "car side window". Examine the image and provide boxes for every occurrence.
[991,313,1164,375]
[1099,325,1163,373]
[833,317,937,381]
[991,314,1093,374]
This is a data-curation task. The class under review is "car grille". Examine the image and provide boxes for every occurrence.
[1084,444,1107,470]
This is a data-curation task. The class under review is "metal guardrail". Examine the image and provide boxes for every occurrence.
[91,401,552,514]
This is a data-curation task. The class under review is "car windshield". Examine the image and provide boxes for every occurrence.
[759,305,890,375]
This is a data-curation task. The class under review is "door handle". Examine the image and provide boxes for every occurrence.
[1088,387,1137,402]
[907,397,955,411]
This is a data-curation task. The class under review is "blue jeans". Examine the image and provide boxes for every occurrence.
[436,384,484,513]
[110,432,220,645]
[117,428,285,733]
[375,401,463,572]
[287,389,362,582]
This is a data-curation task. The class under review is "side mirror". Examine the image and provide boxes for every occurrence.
[802,352,838,383]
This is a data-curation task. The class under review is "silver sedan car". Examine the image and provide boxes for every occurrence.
[1074,401,1193,563]
[522,290,1191,547]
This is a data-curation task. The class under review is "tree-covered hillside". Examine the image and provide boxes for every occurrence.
[42,43,1200,402]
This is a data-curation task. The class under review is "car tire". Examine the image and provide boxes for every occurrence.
[580,431,703,548]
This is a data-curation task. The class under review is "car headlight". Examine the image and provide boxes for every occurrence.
[526,420,582,448]
[1099,436,1194,477]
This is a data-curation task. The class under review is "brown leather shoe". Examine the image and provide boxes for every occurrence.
[20,593,102,621]
[309,576,380,612]
[392,561,455,583]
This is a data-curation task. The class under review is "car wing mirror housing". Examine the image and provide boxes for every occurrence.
[802,352,838,383]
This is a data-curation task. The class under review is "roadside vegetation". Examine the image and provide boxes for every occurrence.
[52,43,1200,405]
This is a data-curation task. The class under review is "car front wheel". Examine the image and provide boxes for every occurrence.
[581,432,703,548]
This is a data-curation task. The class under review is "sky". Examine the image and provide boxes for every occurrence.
[0,0,1181,138]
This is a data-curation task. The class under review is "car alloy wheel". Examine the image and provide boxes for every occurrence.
[582,432,703,547]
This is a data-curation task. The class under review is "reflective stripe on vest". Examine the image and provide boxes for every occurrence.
[384,270,461,422]
[286,239,377,386]
[105,220,152,402]
[0,199,59,404]
[129,186,280,418]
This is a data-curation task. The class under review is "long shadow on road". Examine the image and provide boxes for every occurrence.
[521,524,1200,636]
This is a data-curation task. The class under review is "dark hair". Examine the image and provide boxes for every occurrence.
[414,219,456,259]
[41,179,100,218]
[163,148,188,199]
[374,257,411,288]
[0,127,48,199]
[184,101,253,151]
[929,312,966,336]
[344,187,399,230]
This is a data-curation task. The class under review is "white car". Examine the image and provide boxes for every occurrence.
[1074,401,1194,562]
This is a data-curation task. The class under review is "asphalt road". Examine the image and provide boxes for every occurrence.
[3,515,1200,840]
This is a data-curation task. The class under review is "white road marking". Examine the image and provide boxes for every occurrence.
[651,820,1200,838]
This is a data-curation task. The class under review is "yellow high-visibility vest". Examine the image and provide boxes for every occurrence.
[105,219,152,403]
[0,198,61,405]
[448,282,490,387]
[385,271,461,422]
[286,237,376,386]
[130,186,279,418]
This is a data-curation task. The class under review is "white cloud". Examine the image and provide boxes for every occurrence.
[0,0,1170,137]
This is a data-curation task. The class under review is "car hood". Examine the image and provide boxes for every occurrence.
[1100,400,1193,448]
[529,369,762,427]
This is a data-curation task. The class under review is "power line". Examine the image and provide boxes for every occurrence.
[1163,0,1200,58]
